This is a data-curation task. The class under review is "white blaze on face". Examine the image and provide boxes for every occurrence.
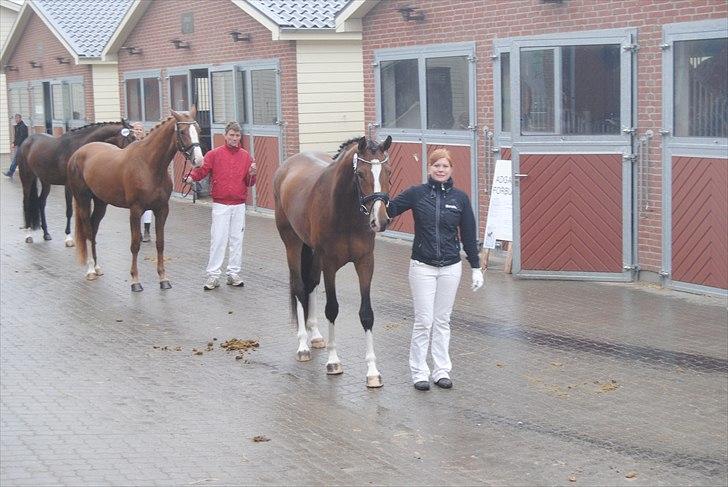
[370,161,383,230]
[188,124,204,165]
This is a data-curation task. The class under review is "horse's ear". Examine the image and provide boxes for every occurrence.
[171,109,180,120]
[190,105,197,118]
[357,136,367,154]
[381,135,392,152]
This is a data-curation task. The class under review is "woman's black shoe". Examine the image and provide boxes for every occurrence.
[414,381,430,391]
[435,378,453,389]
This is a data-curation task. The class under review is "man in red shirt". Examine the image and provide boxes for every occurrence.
[186,121,256,290]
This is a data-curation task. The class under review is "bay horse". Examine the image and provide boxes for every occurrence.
[67,108,203,292]
[16,120,136,245]
[273,135,392,388]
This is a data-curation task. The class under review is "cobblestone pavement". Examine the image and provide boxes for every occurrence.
[1,176,727,486]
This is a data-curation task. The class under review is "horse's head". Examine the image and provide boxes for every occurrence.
[171,107,204,166]
[353,135,392,232]
[102,119,136,148]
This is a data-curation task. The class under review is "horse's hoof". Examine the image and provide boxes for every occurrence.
[296,350,311,362]
[311,338,327,349]
[85,272,98,281]
[131,283,144,292]
[326,363,343,375]
[43,234,52,241]
[94,267,104,276]
[25,236,33,243]
[366,375,383,388]
[160,280,172,290]
[65,238,75,248]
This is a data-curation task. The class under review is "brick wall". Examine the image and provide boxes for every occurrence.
[361,0,727,274]
[5,11,94,124]
[116,0,300,157]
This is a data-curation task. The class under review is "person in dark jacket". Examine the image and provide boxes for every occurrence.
[185,121,256,290]
[387,148,484,391]
[4,113,29,177]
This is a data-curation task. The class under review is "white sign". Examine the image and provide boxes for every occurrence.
[483,159,513,249]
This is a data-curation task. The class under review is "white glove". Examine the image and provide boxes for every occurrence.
[471,268,484,291]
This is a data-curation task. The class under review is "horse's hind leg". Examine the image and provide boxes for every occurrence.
[73,193,96,280]
[322,264,342,375]
[38,182,52,240]
[89,197,107,277]
[354,253,382,388]
[278,225,312,362]
[302,245,325,348]
[153,204,171,290]
[128,206,143,292]
[64,186,74,247]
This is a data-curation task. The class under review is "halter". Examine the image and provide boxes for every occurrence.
[175,121,201,162]
[353,152,390,215]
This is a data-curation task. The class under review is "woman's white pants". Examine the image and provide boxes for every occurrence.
[408,259,462,383]
[206,202,246,278]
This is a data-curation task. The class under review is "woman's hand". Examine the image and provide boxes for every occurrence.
[471,268,484,291]
[249,162,257,176]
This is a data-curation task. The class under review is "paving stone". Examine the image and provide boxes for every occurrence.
[1,177,726,486]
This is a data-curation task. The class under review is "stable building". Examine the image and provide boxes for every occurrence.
[0,0,132,135]
[1,0,22,157]
[107,0,366,209]
[339,0,727,296]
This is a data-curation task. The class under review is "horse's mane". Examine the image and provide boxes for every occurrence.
[332,136,362,161]
[68,120,127,134]
[145,116,176,136]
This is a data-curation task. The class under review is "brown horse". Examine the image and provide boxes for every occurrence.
[16,121,136,245]
[67,108,203,292]
[273,135,392,388]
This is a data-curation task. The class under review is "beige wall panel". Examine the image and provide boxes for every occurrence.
[298,71,364,84]
[91,64,121,122]
[299,101,365,115]
[298,91,364,104]
[298,120,363,134]
[298,111,364,124]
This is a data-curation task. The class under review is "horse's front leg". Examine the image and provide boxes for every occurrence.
[39,182,52,241]
[322,264,342,375]
[129,206,144,292]
[154,204,171,289]
[354,253,382,388]
[64,186,75,247]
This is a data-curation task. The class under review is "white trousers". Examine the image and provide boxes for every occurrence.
[142,210,152,224]
[408,259,462,383]
[206,202,246,278]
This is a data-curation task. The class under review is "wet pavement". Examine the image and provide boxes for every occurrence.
[1,175,726,486]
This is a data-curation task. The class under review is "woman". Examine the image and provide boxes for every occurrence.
[131,122,153,242]
[387,148,484,391]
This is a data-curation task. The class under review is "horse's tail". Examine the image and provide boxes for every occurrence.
[18,147,41,230]
[73,196,88,264]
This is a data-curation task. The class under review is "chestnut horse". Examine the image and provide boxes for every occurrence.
[67,109,203,291]
[273,135,392,388]
[16,121,135,245]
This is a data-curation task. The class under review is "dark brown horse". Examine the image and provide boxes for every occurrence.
[16,121,136,245]
[273,135,392,388]
[67,108,203,291]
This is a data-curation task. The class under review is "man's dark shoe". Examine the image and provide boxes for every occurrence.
[414,381,430,391]
[3,171,12,177]
[435,378,453,389]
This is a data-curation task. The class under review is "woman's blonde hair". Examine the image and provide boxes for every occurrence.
[428,148,453,167]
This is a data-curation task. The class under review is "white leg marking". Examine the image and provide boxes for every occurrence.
[295,298,310,361]
[24,227,33,243]
[189,125,204,165]
[64,234,74,247]
[307,292,325,347]
[85,258,97,280]
[326,320,342,374]
[365,330,380,379]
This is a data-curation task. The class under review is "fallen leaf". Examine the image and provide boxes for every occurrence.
[194,351,203,356]
[252,435,270,442]
[568,475,576,482]
[625,471,637,479]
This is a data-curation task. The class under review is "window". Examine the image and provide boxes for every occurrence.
[379,50,472,132]
[211,71,234,124]
[520,44,620,135]
[381,59,419,129]
[69,83,84,120]
[501,52,511,132]
[169,75,189,111]
[52,83,66,120]
[125,79,142,120]
[125,73,161,122]
[674,37,728,138]
[143,78,160,120]
[237,73,248,124]
[426,56,469,130]
[251,69,278,125]
[8,86,30,122]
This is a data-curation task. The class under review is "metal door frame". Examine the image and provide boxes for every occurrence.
[505,27,637,281]
[660,19,728,297]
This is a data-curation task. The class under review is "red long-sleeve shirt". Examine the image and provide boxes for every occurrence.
[190,144,256,205]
